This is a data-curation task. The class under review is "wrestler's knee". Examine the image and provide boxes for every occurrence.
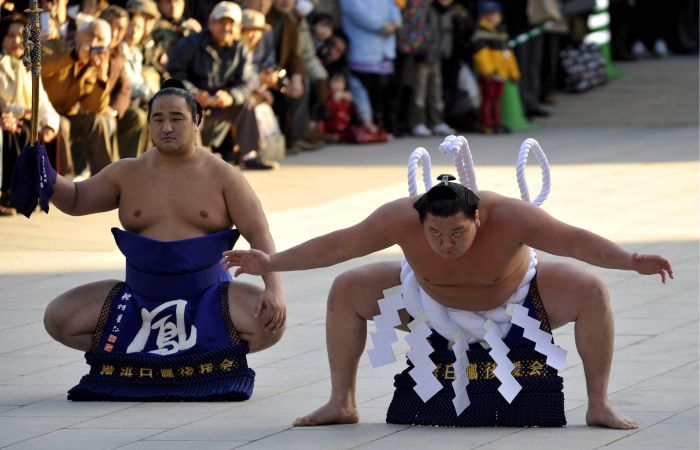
[43,298,68,342]
[582,275,611,314]
[328,269,363,305]
[247,324,285,353]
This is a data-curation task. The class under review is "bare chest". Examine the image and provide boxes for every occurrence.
[399,229,528,309]
[118,173,232,239]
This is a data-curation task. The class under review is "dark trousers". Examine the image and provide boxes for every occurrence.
[478,77,504,128]
[408,60,445,128]
[1,129,23,193]
[351,70,394,132]
[514,33,544,114]
[201,100,260,160]
[117,107,148,159]
[61,113,115,176]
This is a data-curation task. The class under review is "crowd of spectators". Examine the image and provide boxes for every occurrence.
[0,0,697,213]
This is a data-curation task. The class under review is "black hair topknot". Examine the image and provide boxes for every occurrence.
[413,174,481,222]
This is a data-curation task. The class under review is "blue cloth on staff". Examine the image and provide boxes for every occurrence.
[10,143,56,218]
[68,228,256,401]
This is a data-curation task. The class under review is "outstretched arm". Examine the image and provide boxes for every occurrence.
[512,198,674,283]
[221,200,401,275]
[11,143,121,217]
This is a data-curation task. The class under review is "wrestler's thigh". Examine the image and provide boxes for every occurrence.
[331,261,409,329]
[227,280,278,352]
[44,279,120,349]
[536,260,607,330]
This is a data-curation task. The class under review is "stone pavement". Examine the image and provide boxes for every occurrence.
[0,56,698,449]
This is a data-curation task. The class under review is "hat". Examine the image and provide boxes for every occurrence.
[209,1,242,23]
[241,9,271,31]
[295,0,314,16]
[126,0,161,19]
[478,1,501,15]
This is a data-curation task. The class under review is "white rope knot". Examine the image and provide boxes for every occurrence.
[438,135,478,191]
[516,138,551,206]
[407,147,433,197]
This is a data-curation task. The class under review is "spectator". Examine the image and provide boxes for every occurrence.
[241,8,286,163]
[405,0,456,137]
[309,11,334,55]
[39,0,75,42]
[0,13,60,215]
[320,30,378,135]
[239,0,277,73]
[323,71,353,142]
[339,0,401,134]
[472,0,520,134]
[440,0,477,132]
[100,5,149,159]
[291,0,328,150]
[148,0,202,77]
[502,0,549,119]
[41,18,117,177]
[265,0,310,153]
[121,8,157,107]
[126,0,162,91]
[167,1,273,170]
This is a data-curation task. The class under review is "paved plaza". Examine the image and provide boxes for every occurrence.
[0,56,698,449]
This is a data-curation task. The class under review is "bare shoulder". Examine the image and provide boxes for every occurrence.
[477,190,532,220]
[98,157,145,184]
[376,197,418,223]
[197,148,243,182]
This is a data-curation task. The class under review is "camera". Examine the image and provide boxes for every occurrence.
[274,68,289,93]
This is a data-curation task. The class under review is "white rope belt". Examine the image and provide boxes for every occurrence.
[367,136,566,415]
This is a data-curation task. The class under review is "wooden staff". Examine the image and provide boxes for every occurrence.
[22,0,42,145]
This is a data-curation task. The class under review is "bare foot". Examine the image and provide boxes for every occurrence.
[586,402,639,429]
[293,401,359,427]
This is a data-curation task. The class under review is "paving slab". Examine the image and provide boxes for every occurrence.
[0,56,698,449]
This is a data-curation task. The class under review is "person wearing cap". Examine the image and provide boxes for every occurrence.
[167,1,273,170]
[472,0,520,135]
[126,0,163,90]
[241,8,271,55]
[13,79,284,401]
[223,174,672,429]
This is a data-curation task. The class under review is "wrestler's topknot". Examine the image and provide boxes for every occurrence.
[413,175,480,223]
[147,78,203,126]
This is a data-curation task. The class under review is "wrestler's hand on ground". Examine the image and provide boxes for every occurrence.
[221,249,272,276]
[256,286,286,333]
[631,253,674,284]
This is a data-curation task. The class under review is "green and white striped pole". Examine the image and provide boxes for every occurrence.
[499,22,555,131]
[508,21,554,48]
[584,0,623,78]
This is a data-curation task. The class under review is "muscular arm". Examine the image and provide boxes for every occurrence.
[266,201,400,272]
[223,168,281,290]
[50,162,122,215]
[509,197,673,280]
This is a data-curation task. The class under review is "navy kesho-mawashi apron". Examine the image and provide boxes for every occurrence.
[68,228,255,401]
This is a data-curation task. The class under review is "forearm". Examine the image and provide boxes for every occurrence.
[247,232,281,290]
[572,229,634,270]
[269,230,363,272]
